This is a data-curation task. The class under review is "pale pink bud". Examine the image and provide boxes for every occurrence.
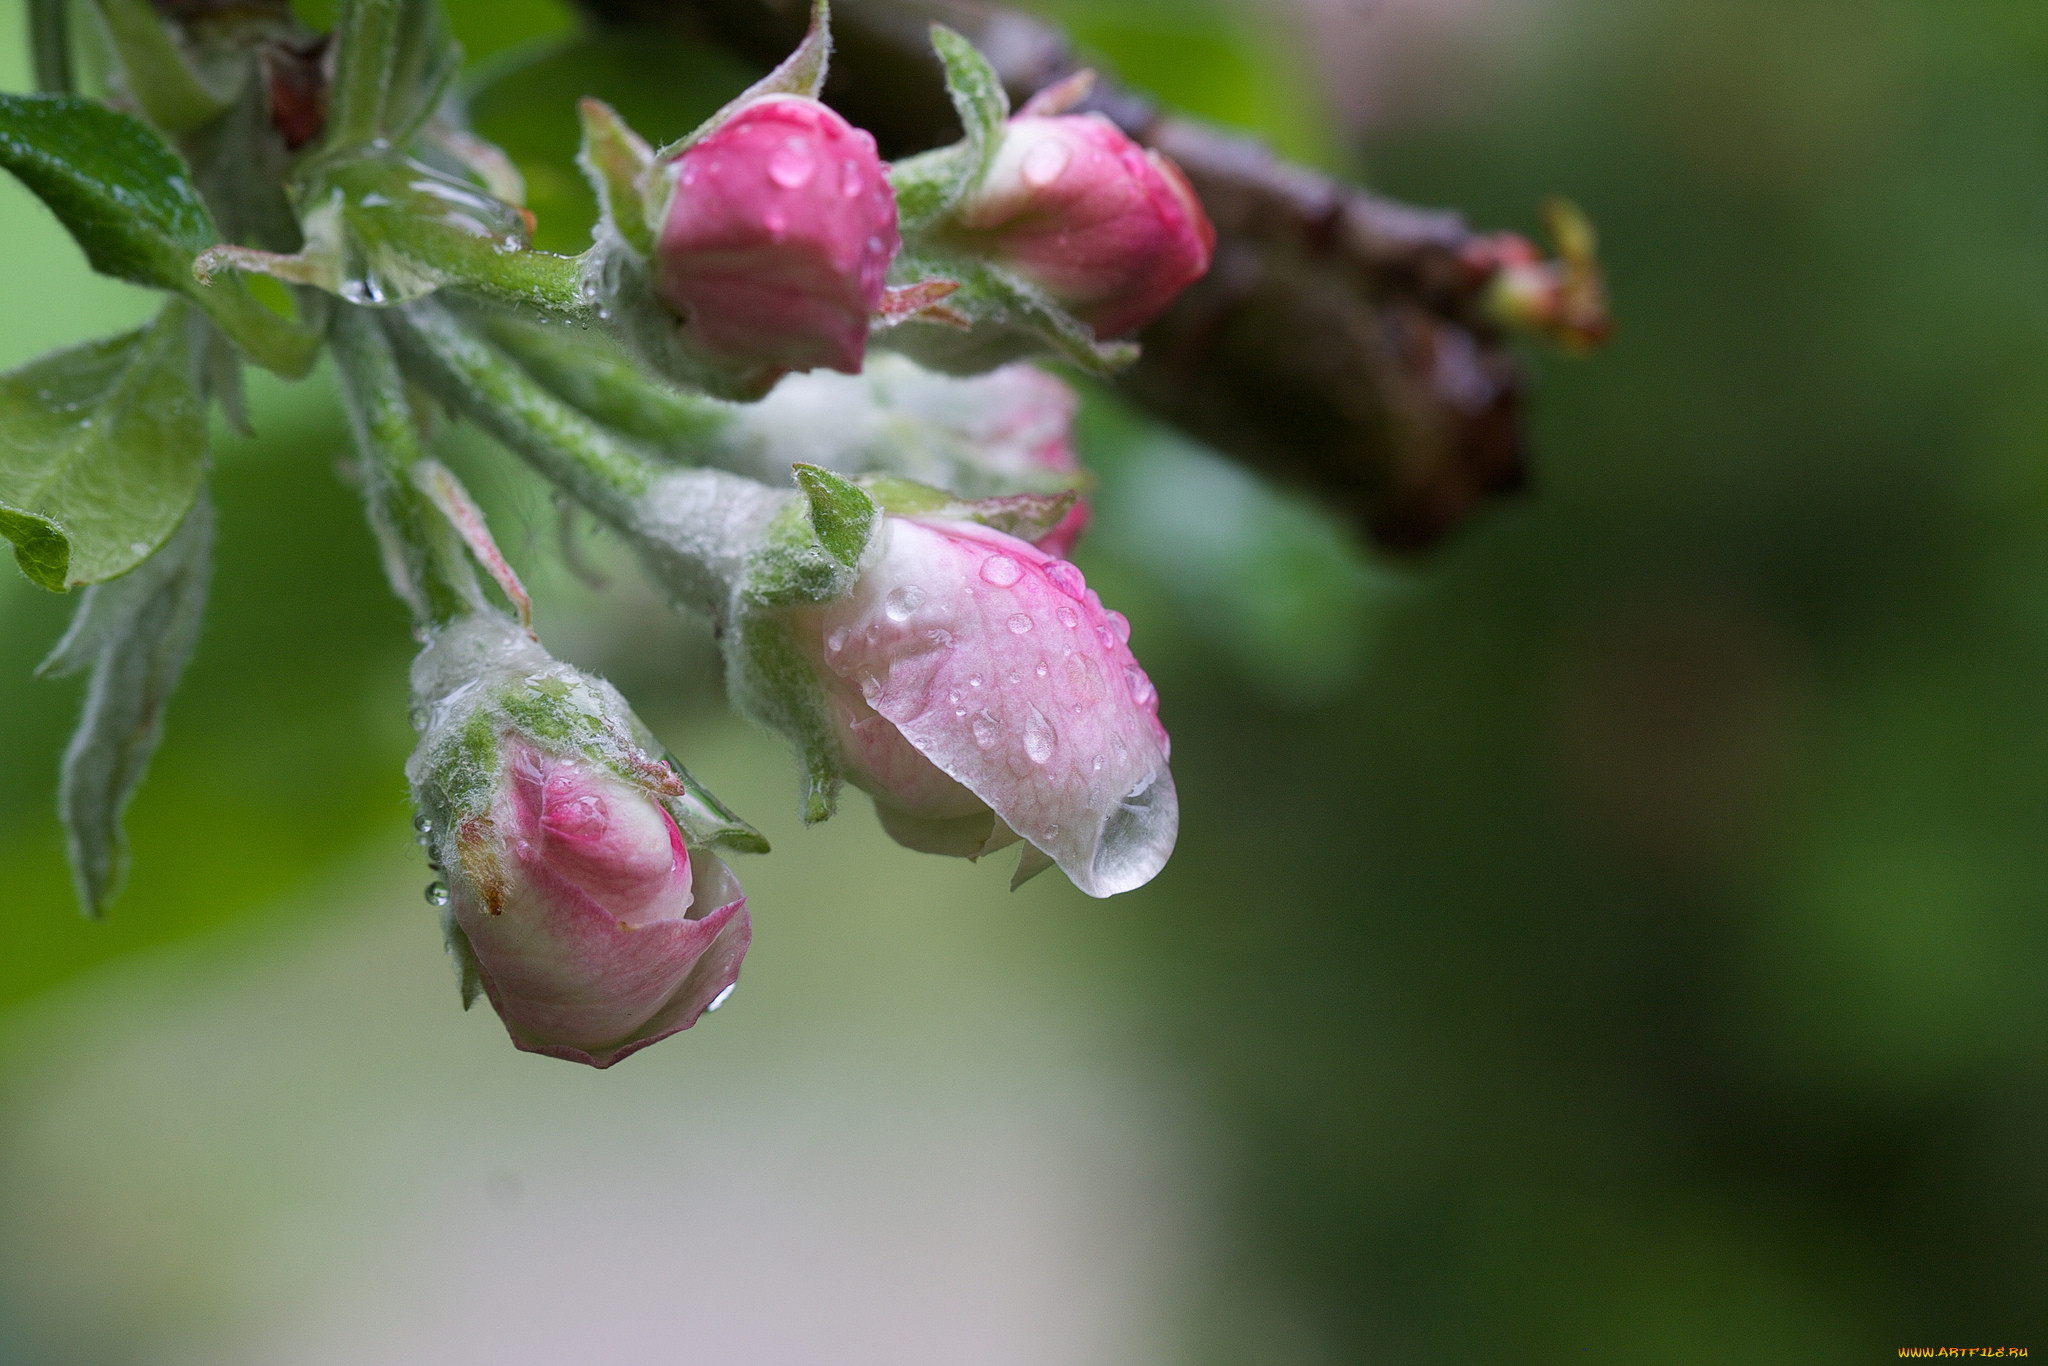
[798,518,1177,896]
[957,114,1216,339]
[447,741,749,1068]
[655,96,900,383]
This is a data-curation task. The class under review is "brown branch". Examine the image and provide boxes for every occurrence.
[573,0,1594,551]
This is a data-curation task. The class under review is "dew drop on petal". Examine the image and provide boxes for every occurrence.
[1092,754,1105,772]
[927,628,954,649]
[884,585,926,621]
[1044,823,1061,840]
[859,671,883,705]
[1035,661,1050,678]
[1021,138,1071,188]
[841,160,864,197]
[707,982,737,1012]
[1045,561,1086,599]
[968,673,985,688]
[425,881,449,906]
[1108,610,1131,644]
[680,162,699,187]
[1024,706,1057,764]
[1008,612,1034,634]
[980,555,1023,587]
[827,626,851,655]
[1096,624,1117,649]
[1125,664,1155,705]
[1056,604,1080,629]
[972,709,1002,749]
[768,141,817,189]
[764,209,789,237]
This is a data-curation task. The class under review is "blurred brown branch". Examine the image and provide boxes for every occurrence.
[574,0,1607,552]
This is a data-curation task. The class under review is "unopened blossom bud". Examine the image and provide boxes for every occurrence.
[956,114,1215,339]
[410,618,750,1068]
[792,517,1176,896]
[654,95,899,387]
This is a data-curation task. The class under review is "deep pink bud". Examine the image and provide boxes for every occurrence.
[448,741,749,1068]
[957,114,1216,339]
[796,517,1177,896]
[655,95,900,384]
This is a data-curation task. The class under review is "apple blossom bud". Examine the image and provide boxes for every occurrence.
[654,95,899,388]
[409,617,750,1068]
[791,517,1176,896]
[956,114,1215,339]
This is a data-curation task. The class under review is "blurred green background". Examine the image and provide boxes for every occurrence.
[3,0,2047,1360]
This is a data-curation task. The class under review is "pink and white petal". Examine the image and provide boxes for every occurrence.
[817,517,1177,896]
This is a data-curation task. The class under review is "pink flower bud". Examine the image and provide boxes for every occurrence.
[957,114,1216,339]
[796,518,1177,896]
[446,740,749,1068]
[655,96,900,385]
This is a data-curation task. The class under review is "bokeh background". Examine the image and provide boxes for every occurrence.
[3,0,2046,1360]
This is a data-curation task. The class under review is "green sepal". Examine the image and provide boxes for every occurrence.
[0,94,319,376]
[743,495,858,608]
[793,463,878,568]
[576,98,657,259]
[862,474,1078,543]
[879,252,1137,376]
[652,0,833,162]
[0,302,206,591]
[196,148,583,312]
[659,757,772,856]
[729,610,841,825]
[887,27,1010,235]
[89,0,234,133]
[439,909,486,1009]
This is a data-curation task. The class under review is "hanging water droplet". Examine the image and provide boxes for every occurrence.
[1024,707,1057,764]
[980,555,1023,587]
[768,140,817,189]
[1045,561,1087,600]
[706,982,737,1012]
[1057,605,1079,629]
[1108,610,1131,644]
[1021,138,1072,188]
[425,881,449,906]
[972,709,1002,749]
[884,585,926,621]
[413,813,434,839]
[1007,612,1034,634]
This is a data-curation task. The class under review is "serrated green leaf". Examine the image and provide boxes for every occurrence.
[38,490,212,917]
[0,304,206,591]
[0,94,321,376]
[793,463,877,567]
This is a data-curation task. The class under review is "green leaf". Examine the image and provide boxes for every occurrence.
[576,98,656,258]
[929,25,1009,167]
[653,0,834,161]
[793,463,877,568]
[0,94,321,376]
[37,490,213,917]
[0,304,207,591]
[87,0,231,133]
[196,149,582,312]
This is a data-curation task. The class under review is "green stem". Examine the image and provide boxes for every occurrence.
[330,305,487,628]
[384,299,659,521]
[328,0,401,148]
[29,0,71,95]
[462,248,589,316]
[472,311,732,452]
[87,0,227,133]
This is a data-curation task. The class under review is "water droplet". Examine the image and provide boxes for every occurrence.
[409,705,428,731]
[948,691,961,705]
[972,710,1002,749]
[866,235,886,256]
[1024,707,1057,764]
[1096,624,1117,649]
[707,982,737,1012]
[865,623,881,643]
[1007,672,1022,685]
[425,881,449,906]
[1056,605,1080,629]
[1007,612,1034,634]
[968,673,985,688]
[1092,754,1105,772]
[841,160,865,197]
[768,141,817,189]
[763,208,789,236]
[884,585,926,621]
[827,626,851,655]
[980,554,1023,587]
[859,671,883,705]
[680,162,699,187]
[1045,561,1087,599]
[1125,664,1155,706]
[1108,610,1131,644]
[1021,138,1072,188]
[1035,661,1050,678]
[413,813,434,841]
[926,628,954,649]
[1044,823,1061,840]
